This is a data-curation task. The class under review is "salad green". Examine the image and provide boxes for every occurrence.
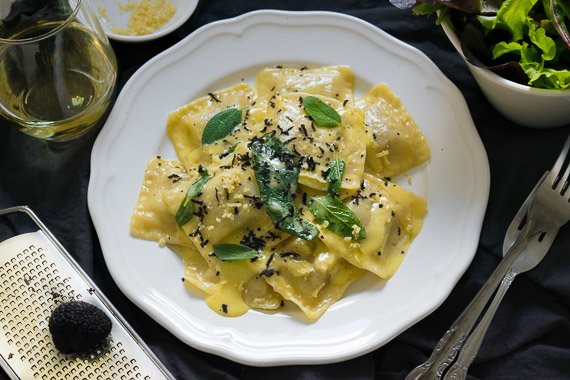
[414,0,570,89]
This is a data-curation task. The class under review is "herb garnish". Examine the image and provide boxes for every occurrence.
[201,108,242,145]
[309,196,367,240]
[326,158,345,197]
[251,134,319,240]
[303,96,342,128]
[176,166,210,226]
[308,159,366,240]
[212,243,260,261]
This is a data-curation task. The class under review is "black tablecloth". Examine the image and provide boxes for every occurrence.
[1,1,569,379]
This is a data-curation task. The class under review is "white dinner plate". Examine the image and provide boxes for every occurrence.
[88,10,490,366]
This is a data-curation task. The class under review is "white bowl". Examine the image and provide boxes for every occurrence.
[92,0,199,42]
[441,21,570,129]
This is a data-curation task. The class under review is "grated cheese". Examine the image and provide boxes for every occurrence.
[110,0,176,36]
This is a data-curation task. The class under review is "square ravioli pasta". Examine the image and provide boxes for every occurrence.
[264,92,369,192]
[256,65,355,108]
[315,174,427,279]
[131,65,430,320]
[261,238,365,320]
[355,84,430,178]
[161,144,285,258]
[167,83,265,169]
[130,157,199,247]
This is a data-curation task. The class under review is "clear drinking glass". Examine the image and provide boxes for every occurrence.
[0,0,117,141]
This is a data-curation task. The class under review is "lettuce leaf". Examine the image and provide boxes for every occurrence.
[410,0,570,89]
[528,23,557,60]
[493,41,523,58]
[520,42,570,88]
[476,0,569,88]
[477,0,539,40]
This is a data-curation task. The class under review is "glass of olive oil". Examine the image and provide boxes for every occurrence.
[0,0,117,141]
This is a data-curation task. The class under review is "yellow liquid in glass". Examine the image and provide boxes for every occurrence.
[0,21,117,140]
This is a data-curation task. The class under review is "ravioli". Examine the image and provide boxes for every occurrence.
[265,93,370,191]
[161,146,284,258]
[167,83,264,169]
[131,65,430,320]
[316,174,427,279]
[355,84,430,178]
[170,244,220,293]
[262,238,365,320]
[131,157,198,247]
[256,65,355,108]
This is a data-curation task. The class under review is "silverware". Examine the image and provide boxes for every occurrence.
[443,175,558,379]
[406,134,570,380]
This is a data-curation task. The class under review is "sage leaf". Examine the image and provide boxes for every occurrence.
[308,195,366,240]
[252,134,319,240]
[213,243,260,261]
[176,166,210,226]
[303,96,342,128]
[201,108,242,145]
[326,158,345,197]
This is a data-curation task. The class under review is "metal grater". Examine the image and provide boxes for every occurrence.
[0,206,175,380]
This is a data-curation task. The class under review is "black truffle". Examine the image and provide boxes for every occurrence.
[48,300,112,354]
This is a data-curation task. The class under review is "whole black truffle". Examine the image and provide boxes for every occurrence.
[48,300,112,354]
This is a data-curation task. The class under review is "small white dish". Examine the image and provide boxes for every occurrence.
[93,0,199,42]
[441,21,570,129]
[88,10,490,366]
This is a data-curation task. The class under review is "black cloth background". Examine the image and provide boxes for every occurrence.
[1,1,570,379]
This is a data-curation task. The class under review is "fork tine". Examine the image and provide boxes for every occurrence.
[548,134,570,187]
[559,163,570,196]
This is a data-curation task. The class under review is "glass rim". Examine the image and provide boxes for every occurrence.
[0,0,82,45]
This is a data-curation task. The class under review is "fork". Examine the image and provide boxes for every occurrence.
[406,134,570,380]
[443,134,570,379]
[442,176,558,379]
